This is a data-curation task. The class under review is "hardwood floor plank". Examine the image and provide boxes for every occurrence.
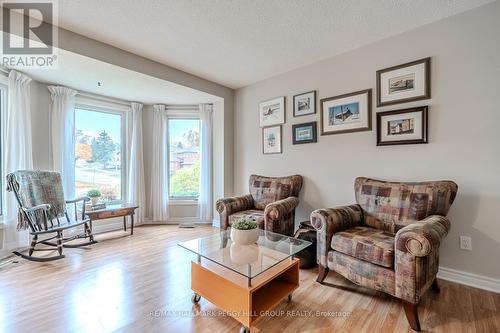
[0,225,499,333]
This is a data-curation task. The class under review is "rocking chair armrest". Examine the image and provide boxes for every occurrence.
[66,196,91,204]
[22,204,51,213]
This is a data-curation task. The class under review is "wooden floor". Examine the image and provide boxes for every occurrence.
[0,225,499,333]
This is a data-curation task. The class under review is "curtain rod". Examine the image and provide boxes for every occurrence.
[76,91,131,107]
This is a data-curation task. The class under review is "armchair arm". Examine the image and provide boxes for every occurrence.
[264,197,299,221]
[264,196,299,235]
[395,215,451,303]
[20,204,52,230]
[66,196,91,220]
[395,215,450,257]
[311,204,363,267]
[22,203,51,213]
[215,194,254,230]
[66,196,91,204]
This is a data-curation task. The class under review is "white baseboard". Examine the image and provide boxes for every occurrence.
[142,217,213,225]
[438,266,500,294]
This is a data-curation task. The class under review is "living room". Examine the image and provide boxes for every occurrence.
[0,1,499,332]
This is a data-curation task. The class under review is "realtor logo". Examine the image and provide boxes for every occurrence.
[1,0,58,68]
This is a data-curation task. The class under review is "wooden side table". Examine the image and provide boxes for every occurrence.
[85,203,138,235]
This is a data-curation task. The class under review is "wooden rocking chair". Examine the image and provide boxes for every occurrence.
[6,170,97,261]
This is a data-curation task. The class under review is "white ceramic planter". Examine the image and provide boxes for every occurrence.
[91,197,99,206]
[230,227,260,245]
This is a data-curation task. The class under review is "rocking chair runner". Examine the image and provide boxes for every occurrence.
[6,170,97,261]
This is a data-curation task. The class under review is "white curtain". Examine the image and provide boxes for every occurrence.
[150,104,169,222]
[198,103,213,222]
[48,86,77,199]
[2,70,33,248]
[126,102,146,223]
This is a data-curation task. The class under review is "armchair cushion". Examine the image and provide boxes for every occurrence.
[311,204,363,267]
[249,174,302,210]
[228,210,264,229]
[331,226,395,268]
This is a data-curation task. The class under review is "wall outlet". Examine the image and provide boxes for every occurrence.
[460,236,472,251]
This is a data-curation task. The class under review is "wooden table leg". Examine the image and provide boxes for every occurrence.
[131,213,134,235]
[123,216,127,231]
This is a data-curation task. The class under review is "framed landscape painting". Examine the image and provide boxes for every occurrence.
[293,90,316,117]
[376,57,430,107]
[377,106,428,146]
[262,125,282,154]
[259,97,285,127]
[320,89,372,135]
[292,122,317,144]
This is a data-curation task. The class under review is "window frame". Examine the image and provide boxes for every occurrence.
[166,109,201,202]
[74,100,127,204]
[0,82,7,216]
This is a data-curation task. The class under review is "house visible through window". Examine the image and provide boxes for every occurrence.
[168,118,200,199]
[75,108,123,202]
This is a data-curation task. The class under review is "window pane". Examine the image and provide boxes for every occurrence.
[75,108,122,202]
[168,119,200,198]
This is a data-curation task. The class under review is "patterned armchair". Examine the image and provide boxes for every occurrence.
[216,174,303,236]
[311,177,458,331]
[6,170,97,261]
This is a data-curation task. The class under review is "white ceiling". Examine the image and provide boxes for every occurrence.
[21,48,221,104]
[56,0,494,89]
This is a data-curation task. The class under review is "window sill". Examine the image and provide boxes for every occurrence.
[169,200,198,206]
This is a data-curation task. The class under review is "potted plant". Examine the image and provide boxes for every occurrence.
[87,189,102,206]
[230,218,260,245]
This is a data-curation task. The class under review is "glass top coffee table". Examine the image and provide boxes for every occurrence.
[178,229,312,333]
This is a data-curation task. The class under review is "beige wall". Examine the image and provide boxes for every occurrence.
[234,2,500,279]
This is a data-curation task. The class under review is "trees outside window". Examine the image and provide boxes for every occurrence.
[74,108,123,202]
[168,118,200,199]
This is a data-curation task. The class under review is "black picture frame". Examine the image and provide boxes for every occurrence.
[376,57,431,107]
[293,90,316,117]
[292,122,317,145]
[376,106,428,146]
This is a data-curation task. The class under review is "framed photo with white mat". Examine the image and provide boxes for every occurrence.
[262,125,282,154]
[320,89,372,136]
[376,57,430,107]
[259,97,285,127]
[377,106,428,146]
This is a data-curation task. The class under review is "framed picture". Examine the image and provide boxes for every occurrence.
[376,57,431,107]
[262,125,282,154]
[377,106,428,146]
[292,122,317,145]
[293,90,316,117]
[259,97,285,127]
[320,89,372,135]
